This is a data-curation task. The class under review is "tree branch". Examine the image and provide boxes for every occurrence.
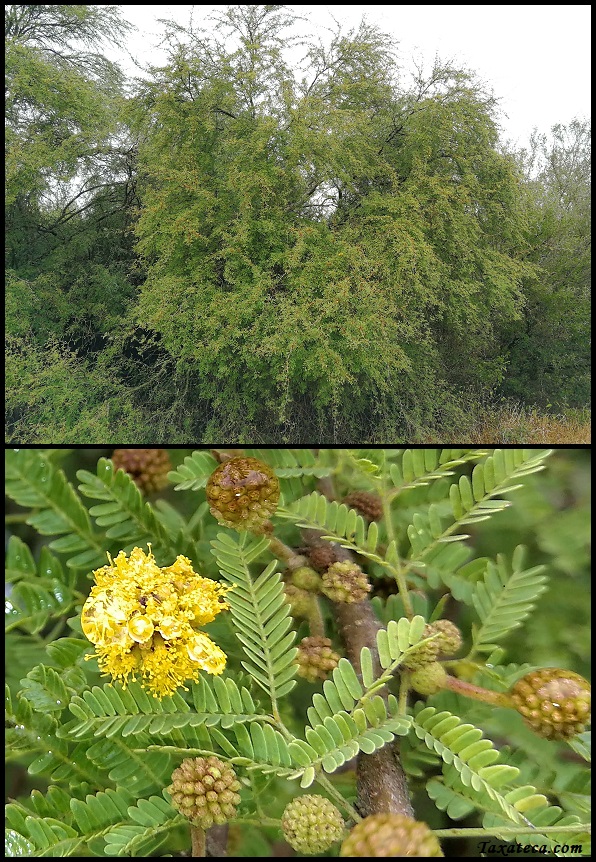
[333,598,414,818]
[212,106,238,120]
[301,475,415,821]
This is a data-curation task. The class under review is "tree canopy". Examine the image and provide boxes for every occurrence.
[130,7,535,439]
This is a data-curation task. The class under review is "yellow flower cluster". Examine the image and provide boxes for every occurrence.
[81,547,230,698]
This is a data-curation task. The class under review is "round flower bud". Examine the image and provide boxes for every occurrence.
[409,662,447,696]
[296,636,340,682]
[281,794,345,855]
[283,584,313,618]
[509,668,591,740]
[168,756,241,829]
[401,624,440,670]
[427,620,463,656]
[291,566,322,592]
[111,448,171,494]
[321,561,371,604]
[344,491,384,522]
[340,813,443,857]
[306,542,339,572]
[206,457,280,532]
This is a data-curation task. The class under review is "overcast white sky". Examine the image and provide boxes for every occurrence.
[112,4,591,148]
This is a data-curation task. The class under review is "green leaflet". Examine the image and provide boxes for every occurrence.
[77,458,179,559]
[244,448,333,501]
[388,448,488,494]
[404,449,553,572]
[168,450,219,490]
[447,449,553,529]
[5,536,78,635]
[483,805,590,857]
[470,546,549,652]
[436,746,591,853]
[285,618,427,774]
[244,448,332,478]
[277,452,552,585]
[5,449,105,570]
[210,534,299,706]
[411,703,578,838]
[7,784,137,858]
[67,673,296,775]
[289,692,411,774]
[104,795,176,857]
[276,491,384,564]
[168,450,331,501]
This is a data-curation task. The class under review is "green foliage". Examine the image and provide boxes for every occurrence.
[386,447,489,492]
[5,271,70,342]
[211,535,299,704]
[5,449,104,569]
[290,618,426,787]
[277,449,553,593]
[5,7,589,441]
[469,546,549,653]
[77,458,178,558]
[503,120,591,409]
[5,336,159,444]
[6,447,591,856]
[128,12,539,439]
[5,4,129,205]
[413,704,529,819]
[168,451,221,490]
[420,703,589,848]
[5,536,78,635]
[4,5,145,443]
[102,796,179,857]
[169,449,332,500]
[277,490,385,565]
[5,74,589,844]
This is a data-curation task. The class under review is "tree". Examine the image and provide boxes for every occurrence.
[501,120,591,407]
[7,5,587,443]
[5,4,129,206]
[5,5,143,396]
[131,7,534,441]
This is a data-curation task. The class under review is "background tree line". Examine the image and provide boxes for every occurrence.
[5,5,591,442]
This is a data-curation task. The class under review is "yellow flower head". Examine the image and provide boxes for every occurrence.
[82,547,230,698]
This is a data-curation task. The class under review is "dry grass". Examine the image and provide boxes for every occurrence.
[466,402,591,444]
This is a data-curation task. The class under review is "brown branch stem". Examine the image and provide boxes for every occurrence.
[443,674,513,708]
[333,598,414,818]
[267,533,308,570]
[302,471,415,820]
[191,824,206,857]
[306,596,326,637]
